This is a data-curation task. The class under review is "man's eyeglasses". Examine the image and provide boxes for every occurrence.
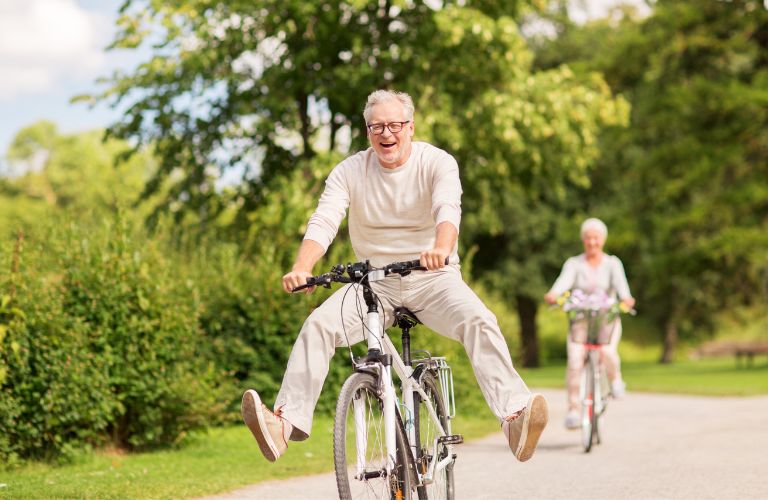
[366,121,410,135]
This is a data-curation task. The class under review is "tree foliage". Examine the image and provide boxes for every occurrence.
[84,1,539,225]
[533,0,768,361]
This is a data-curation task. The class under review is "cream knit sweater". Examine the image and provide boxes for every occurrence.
[304,141,462,267]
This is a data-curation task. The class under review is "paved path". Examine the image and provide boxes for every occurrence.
[202,388,768,499]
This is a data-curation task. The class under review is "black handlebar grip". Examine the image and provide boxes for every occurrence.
[291,283,312,292]
[406,257,450,267]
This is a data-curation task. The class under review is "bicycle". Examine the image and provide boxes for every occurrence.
[293,259,461,500]
[557,290,632,453]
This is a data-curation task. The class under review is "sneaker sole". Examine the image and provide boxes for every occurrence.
[515,394,549,462]
[241,390,279,462]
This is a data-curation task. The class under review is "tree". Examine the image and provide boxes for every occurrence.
[86,1,628,366]
[0,122,156,240]
[83,0,535,228]
[532,0,768,362]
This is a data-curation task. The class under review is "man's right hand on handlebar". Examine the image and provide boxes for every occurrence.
[283,269,315,294]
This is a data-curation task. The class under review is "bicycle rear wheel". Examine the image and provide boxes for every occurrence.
[580,358,596,453]
[334,372,413,500]
[413,371,455,500]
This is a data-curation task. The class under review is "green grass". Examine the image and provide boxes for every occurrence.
[518,357,768,396]
[0,414,498,499]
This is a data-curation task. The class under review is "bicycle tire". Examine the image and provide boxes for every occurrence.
[413,371,455,500]
[334,372,414,500]
[580,358,595,453]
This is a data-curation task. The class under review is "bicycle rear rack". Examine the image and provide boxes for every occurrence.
[412,354,457,419]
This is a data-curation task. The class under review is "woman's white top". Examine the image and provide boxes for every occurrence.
[548,253,632,300]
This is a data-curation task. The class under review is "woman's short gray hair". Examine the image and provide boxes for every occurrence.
[363,90,415,123]
[580,218,608,239]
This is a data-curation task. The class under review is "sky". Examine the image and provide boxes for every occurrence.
[0,0,651,168]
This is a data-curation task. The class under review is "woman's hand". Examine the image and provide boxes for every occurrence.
[543,292,558,305]
[620,297,636,312]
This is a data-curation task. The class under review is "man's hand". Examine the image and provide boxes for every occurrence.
[283,239,325,294]
[420,247,450,271]
[543,293,558,305]
[282,269,315,294]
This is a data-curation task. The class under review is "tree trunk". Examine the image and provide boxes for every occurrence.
[297,92,314,159]
[516,295,540,368]
[660,319,678,364]
[329,113,339,152]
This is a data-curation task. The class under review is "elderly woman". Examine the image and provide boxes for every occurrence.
[544,218,636,430]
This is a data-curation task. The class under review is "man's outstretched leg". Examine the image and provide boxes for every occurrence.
[407,267,549,462]
[241,283,385,460]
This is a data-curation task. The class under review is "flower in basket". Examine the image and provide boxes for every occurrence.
[562,289,619,320]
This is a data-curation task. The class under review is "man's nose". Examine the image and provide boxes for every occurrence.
[380,126,395,139]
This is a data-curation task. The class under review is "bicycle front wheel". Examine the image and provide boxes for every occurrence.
[580,358,596,453]
[413,371,455,500]
[334,372,413,500]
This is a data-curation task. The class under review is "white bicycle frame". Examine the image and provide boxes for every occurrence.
[356,273,455,486]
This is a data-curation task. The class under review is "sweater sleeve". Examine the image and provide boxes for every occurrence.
[548,257,578,297]
[430,152,462,232]
[303,162,350,252]
[610,256,633,300]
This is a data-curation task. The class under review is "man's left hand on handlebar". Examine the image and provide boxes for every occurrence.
[420,247,450,271]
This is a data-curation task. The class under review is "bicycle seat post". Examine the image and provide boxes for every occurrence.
[401,326,411,367]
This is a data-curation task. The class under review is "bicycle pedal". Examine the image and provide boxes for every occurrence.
[438,434,463,445]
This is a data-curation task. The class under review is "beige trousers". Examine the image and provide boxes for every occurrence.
[274,265,531,438]
[565,319,623,412]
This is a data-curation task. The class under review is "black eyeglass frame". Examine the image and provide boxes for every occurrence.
[366,120,411,135]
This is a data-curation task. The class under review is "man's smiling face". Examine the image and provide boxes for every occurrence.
[367,99,414,169]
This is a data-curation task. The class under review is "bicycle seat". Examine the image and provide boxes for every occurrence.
[393,307,421,329]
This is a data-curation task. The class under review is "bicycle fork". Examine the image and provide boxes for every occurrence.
[363,305,399,476]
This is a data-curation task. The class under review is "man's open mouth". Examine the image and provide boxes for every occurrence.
[381,142,396,149]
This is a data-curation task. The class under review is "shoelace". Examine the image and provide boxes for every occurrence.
[504,408,525,423]
[271,404,289,445]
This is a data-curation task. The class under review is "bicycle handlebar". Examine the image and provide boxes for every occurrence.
[291,258,447,293]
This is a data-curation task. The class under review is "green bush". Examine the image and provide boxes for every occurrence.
[0,217,225,463]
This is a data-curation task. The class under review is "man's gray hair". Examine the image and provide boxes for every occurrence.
[363,89,415,123]
[580,218,608,239]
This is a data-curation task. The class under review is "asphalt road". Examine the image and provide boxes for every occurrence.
[202,388,768,499]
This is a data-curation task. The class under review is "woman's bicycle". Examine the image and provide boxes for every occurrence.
[557,290,633,453]
[293,259,461,500]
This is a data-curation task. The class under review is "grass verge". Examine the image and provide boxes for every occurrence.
[0,413,498,499]
[519,357,768,396]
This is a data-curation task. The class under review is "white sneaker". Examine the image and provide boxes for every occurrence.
[611,379,626,398]
[564,409,580,430]
[241,390,292,462]
[502,393,549,462]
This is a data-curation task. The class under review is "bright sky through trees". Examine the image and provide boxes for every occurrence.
[0,0,649,166]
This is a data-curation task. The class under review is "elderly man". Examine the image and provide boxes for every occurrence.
[242,89,548,463]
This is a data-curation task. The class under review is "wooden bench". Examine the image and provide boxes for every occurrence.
[692,340,768,367]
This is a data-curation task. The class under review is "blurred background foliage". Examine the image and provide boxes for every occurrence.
[1,0,767,463]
